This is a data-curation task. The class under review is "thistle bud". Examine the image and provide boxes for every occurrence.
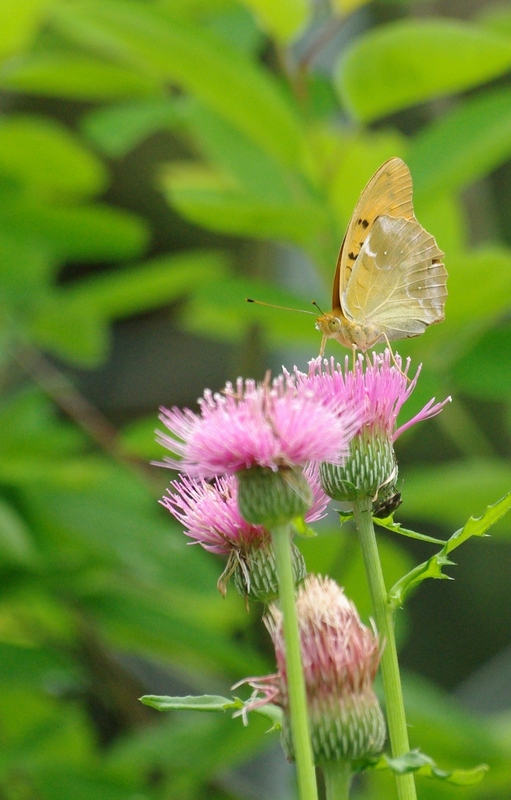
[319,427,397,502]
[266,575,386,765]
[237,465,313,528]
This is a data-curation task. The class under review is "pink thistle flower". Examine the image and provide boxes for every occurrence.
[236,575,386,764]
[155,373,362,479]
[161,465,328,601]
[162,464,329,555]
[302,349,450,442]
[297,350,451,502]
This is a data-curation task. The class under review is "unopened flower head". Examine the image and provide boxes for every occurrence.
[300,350,451,502]
[157,372,362,526]
[238,575,385,765]
[161,465,327,601]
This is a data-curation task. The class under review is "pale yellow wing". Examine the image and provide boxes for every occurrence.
[333,157,414,307]
[343,215,447,340]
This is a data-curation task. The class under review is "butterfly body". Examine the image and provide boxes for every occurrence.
[317,158,447,354]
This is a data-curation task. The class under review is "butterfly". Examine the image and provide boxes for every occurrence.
[316,157,447,354]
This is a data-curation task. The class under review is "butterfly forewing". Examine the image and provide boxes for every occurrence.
[342,215,447,340]
[335,157,415,303]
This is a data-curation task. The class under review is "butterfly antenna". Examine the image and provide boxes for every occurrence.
[246,298,316,316]
[311,300,324,315]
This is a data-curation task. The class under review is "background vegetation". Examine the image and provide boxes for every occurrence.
[1,0,511,798]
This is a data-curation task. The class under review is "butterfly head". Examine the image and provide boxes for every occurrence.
[316,310,343,355]
[316,309,380,353]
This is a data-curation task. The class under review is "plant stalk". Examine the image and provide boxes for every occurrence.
[271,523,318,800]
[322,761,352,800]
[352,496,417,800]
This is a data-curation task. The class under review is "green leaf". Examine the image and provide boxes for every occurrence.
[140,693,283,729]
[238,0,310,42]
[140,694,238,712]
[443,245,511,328]
[176,99,298,203]
[83,98,181,157]
[41,250,230,321]
[0,496,39,566]
[408,87,511,200]
[161,163,326,245]
[377,749,488,785]
[52,0,305,169]
[389,489,511,607]
[0,0,52,61]
[336,19,511,122]
[0,114,107,199]
[373,517,445,546]
[0,52,161,99]
[0,199,148,261]
[30,302,108,366]
[445,489,511,553]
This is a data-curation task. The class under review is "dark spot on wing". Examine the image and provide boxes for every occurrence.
[432,258,440,264]
[348,252,356,261]
[357,218,369,229]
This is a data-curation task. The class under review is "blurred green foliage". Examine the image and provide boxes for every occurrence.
[1,1,511,798]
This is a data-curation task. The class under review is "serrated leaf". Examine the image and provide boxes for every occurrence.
[140,694,238,712]
[375,749,488,785]
[336,19,511,122]
[373,517,446,546]
[445,489,511,554]
[389,489,511,608]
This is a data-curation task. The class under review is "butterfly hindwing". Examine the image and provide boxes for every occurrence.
[342,215,447,340]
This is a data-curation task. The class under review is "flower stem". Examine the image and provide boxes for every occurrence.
[352,496,417,800]
[322,761,352,800]
[271,523,318,800]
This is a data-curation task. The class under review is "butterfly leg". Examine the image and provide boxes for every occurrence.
[382,333,411,382]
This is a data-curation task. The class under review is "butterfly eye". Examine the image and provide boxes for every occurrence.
[327,318,341,333]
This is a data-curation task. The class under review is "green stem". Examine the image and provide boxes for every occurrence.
[322,761,352,800]
[271,523,318,800]
[352,496,416,800]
